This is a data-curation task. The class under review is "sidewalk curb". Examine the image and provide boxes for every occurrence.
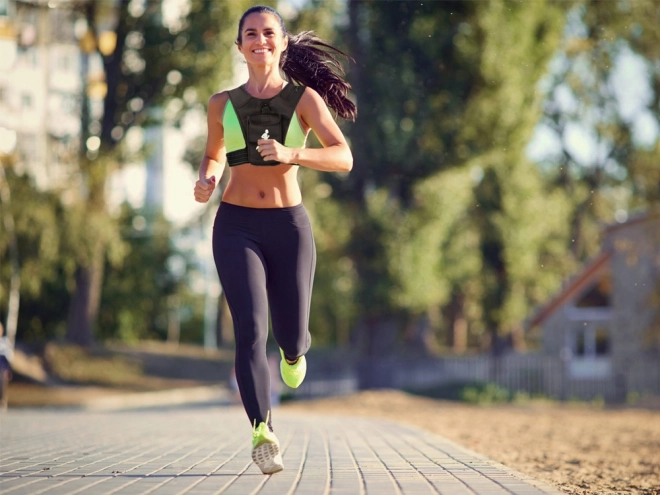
[81,385,231,412]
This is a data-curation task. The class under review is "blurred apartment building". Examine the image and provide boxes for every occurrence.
[0,0,164,212]
[0,0,88,198]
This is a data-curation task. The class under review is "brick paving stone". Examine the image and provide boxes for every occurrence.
[0,406,563,495]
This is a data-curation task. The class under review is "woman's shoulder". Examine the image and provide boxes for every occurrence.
[299,86,325,110]
[300,86,321,99]
[209,91,230,107]
[207,91,231,123]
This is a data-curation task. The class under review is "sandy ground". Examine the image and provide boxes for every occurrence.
[282,390,660,495]
[6,380,205,408]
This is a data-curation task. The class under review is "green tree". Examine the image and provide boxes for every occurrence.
[0,160,69,343]
[341,0,573,354]
[459,0,573,349]
[64,0,260,345]
[344,0,479,354]
[534,0,660,263]
[97,204,185,343]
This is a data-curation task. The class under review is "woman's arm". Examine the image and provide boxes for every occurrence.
[194,92,227,203]
[257,87,353,172]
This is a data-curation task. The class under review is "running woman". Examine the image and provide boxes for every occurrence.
[193,5,356,475]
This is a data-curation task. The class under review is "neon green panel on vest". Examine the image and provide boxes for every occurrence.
[223,100,246,154]
[223,100,306,155]
[285,112,307,149]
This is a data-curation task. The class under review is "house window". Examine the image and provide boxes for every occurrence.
[573,325,610,358]
[575,273,612,308]
[595,327,610,356]
[575,329,586,357]
[569,325,612,378]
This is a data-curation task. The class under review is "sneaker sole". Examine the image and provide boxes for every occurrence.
[252,442,284,474]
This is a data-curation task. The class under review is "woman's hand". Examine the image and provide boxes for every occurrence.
[257,139,296,164]
[194,176,216,203]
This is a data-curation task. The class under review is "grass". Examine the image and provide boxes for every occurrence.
[7,340,239,408]
[43,343,145,388]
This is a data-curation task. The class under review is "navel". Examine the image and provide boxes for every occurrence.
[259,191,265,199]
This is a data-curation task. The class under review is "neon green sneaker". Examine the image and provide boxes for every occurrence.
[279,348,306,389]
[251,413,283,474]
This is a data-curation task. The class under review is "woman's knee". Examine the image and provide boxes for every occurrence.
[280,331,311,359]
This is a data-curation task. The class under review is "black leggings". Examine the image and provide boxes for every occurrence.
[213,201,315,429]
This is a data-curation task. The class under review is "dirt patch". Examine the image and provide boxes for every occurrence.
[7,379,206,408]
[7,383,128,407]
[282,390,660,495]
[5,341,235,408]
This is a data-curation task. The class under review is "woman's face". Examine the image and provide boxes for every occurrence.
[238,13,288,67]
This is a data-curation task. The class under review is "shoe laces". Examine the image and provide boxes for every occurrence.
[252,410,271,438]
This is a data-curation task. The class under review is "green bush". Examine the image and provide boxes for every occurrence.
[460,383,511,404]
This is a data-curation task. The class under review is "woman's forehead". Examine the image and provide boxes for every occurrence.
[242,12,281,31]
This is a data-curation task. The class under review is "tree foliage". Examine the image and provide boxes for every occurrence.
[535,0,660,263]
[65,0,263,345]
[9,0,660,355]
[338,0,572,353]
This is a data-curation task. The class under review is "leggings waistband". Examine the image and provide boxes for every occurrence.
[219,201,305,213]
[216,201,310,229]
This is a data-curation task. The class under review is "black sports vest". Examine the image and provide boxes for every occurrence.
[226,84,306,167]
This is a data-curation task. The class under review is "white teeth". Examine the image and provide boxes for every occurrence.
[254,49,269,54]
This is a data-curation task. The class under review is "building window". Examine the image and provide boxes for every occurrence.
[575,273,612,308]
[595,327,610,356]
[21,93,33,109]
[573,325,610,358]
[575,329,586,357]
[21,47,38,67]
[58,53,69,71]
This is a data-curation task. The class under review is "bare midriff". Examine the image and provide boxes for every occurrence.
[222,164,302,208]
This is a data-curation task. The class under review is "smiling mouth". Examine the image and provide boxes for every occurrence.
[253,49,271,54]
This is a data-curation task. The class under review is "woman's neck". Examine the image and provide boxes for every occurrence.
[243,66,287,98]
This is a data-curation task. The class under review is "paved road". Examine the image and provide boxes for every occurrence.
[0,406,561,495]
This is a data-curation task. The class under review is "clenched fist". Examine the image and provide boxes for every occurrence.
[194,176,216,203]
[257,139,295,164]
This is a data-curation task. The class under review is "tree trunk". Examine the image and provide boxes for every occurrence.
[66,240,104,347]
[447,293,468,354]
[403,313,436,355]
[167,296,180,346]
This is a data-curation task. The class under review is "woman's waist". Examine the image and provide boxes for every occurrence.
[223,173,302,208]
[214,200,310,234]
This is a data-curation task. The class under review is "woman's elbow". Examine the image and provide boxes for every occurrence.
[342,149,353,172]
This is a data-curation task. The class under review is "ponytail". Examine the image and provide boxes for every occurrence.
[237,6,357,122]
[282,31,357,122]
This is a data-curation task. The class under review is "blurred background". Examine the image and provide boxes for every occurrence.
[0,0,659,408]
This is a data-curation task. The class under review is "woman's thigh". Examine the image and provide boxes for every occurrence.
[213,233,269,345]
[265,223,316,352]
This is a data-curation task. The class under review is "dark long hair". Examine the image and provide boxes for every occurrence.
[237,6,357,121]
